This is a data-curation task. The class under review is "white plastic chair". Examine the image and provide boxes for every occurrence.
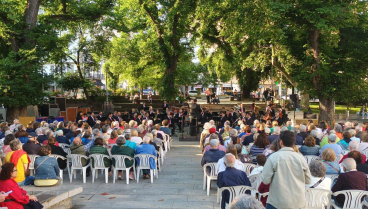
[28,154,40,176]
[67,154,90,183]
[203,163,218,196]
[135,154,158,183]
[335,156,341,163]
[159,146,165,165]
[59,143,71,156]
[111,155,136,184]
[50,154,67,182]
[305,188,331,209]
[249,173,262,190]
[304,155,320,165]
[218,186,253,208]
[257,192,269,201]
[89,154,111,184]
[243,163,257,176]
[325,174,339,188]
[331,190,368,209]
[108,143,117,149]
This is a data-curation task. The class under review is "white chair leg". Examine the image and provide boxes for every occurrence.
[207,178,211,196]
[156,169,158,179]
[69,168,73,183]
[126,169,129,185]
[133,167,136,180]
[113,168,116,184]
[203,173,206,190]
[74,170,76,179]
[83,168,86,184]
[105,168,108,184]
[150,170,153,183]
[137,168,140,183]
[92,168,95,183]
[217,188,220,203]
[60,170,63,184]
[96,169,98,179]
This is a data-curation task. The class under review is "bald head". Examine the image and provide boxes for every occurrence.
[342,158,356,172]
[349,141,359,151]
[73,137,82,145]
[224,153,236,168]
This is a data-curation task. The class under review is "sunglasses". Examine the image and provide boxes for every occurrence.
[13,169,17,172]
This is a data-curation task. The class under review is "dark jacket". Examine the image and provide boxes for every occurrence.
[332,170,367,206]
[90,145,111,168]
[267,134,279,144]
[65,131,74,140]
[50,145,67,169]
[217,167,251,209]
[242,134,254,146]
[62,128,70,136]
[56,136,69,144]
[37,135,48,144]
[70,144,87,165]
[87,116,96,127]
[297,132,310,141]
[111,145,135,167]
[201,149,225,176]
[357,163,368,174]
[22,141,41,155]
[295,135,304,145]
[34,156,60,180]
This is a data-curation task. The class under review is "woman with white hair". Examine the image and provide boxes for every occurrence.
[200,122,212,147]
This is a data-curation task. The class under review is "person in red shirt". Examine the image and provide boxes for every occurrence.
[0,163,43,209]
[339,141,367,163]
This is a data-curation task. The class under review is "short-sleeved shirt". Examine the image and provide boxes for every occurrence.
[5,151,29,182]
[160,127,171,136]
[320,144,343,157]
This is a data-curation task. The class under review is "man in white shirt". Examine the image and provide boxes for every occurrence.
[262,130,311,209]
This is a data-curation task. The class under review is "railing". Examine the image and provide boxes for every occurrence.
[84,73,104,80]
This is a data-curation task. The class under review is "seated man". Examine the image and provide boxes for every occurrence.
[203,134,226,153]
[56,130,69,144]
[320,134,343,159]
[332,158,367,207]
[339,141,366,163]
[5,139,34,186]
[217,153,251,209]
[160,119,172,136]
[135,136,157,179]
[201,139,226,175]
[36,127,48,144]
[22,133,40,155]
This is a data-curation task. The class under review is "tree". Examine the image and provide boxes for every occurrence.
[56,72,92,99]
[0,0,113,121]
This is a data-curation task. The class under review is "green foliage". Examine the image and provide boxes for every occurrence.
[0,50,51,107]
[56,72,92,99]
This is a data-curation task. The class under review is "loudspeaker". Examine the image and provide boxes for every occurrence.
[40,104,49,117]
[49,108,60,117]
[289,94,298,108]
[55,97,66,111]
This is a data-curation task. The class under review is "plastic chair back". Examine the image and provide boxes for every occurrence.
[135,154,157,169]
[304,155,320,164]
[68,154,89,168]
[219,186,253,205]
[332,190,368,208]
[28,154,40,170]
[249,173,262,189]
[203,163,218,177]
[243,163,257,176]
[111,155,135,169]
[305,188,331,209]
[89,154,110,169]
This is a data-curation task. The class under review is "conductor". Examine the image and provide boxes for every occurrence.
[189,99,201,136]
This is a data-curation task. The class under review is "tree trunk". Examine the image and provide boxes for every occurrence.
[6,106,27,123]
[241,86,251,99]
[319,97,335,128]
[300,93,310,110]
[76,65,89,100]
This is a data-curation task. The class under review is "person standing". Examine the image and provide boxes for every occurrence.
[204,88,211,104]
[262,130,312,209]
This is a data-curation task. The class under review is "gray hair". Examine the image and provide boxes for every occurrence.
[210,133,219,140]
[309,160,326,178]
[291,127,299,134]
[273,126,281,135]
[92,129,100,136]
[349,141,359,150]
[229,129,238,137]
[10,139,22,151]
[210,139,219,148]
[300,125,307,132]
[356,125,363,132]
[345,121,352,129]
[251,128,257,134]
[342,158,356,171]
[280,126,288,132]
[142,135,151,143]
[116,136,126,145]
[264,127,271,134]
[35,128,43,135]
[137,126,144,134]
[148,120,153,125]
[310,130,318,138]
[223,153,236,168]
[334,124,342,133]
[230,194,264,209]
[5,130,12,136]
[16,124,24,131]
[151,130,157,136]
[102,126,109,133]
[253,133,259,141]
[348,129,356,137]
[42,127,49,136]
[145,133,153,140]
[56,130,63,136]
[113,121,119,127]
[328,134,337,142]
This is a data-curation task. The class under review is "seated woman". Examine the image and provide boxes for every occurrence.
[48,137,67,170]
[2,134,15,154]
[321,148,340,175]
[221,125,230,139]
[263,139,281,158]
[34,145,61,187]
[348,150,368,174]
[111,137,135,180]
[337,131,352,151]
[250,134,270,159]
[305,160,332,190]
[108,130,118,144]
[0,163,43,209]
[90,138,112,176]
[216,144,244,173]
[299,135,319,156]
[235,144,252,163]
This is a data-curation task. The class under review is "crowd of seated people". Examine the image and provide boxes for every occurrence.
[200,113,368,208]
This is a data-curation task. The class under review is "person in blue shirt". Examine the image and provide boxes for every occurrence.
[135,136,157,179]
[124,134,137,150]
[320,134,343,159]
[56,130,69,144]
[159,119,171,136]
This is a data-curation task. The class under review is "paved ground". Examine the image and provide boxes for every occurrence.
[68,136,220,209]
